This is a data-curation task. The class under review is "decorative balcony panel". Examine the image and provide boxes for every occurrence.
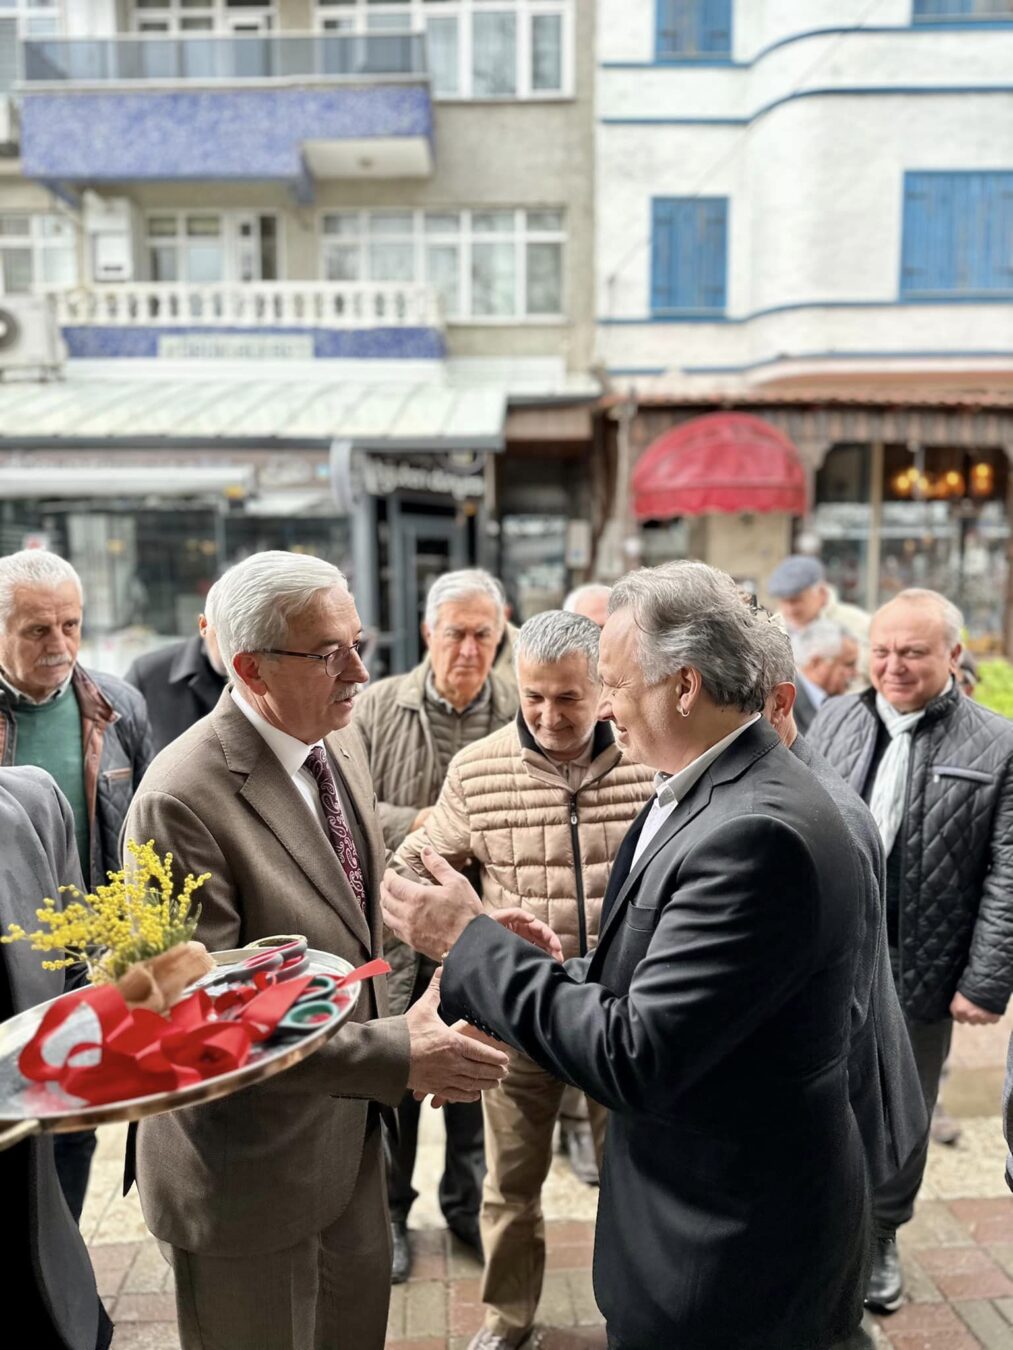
[48,282,446,361]
[18,35,433,185]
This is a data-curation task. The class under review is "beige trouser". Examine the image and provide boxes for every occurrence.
[481,1052,607,1343]
[164,1127,392,1350]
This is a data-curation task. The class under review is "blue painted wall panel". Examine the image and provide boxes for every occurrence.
[60,324,446,360]
[20,85,432,181]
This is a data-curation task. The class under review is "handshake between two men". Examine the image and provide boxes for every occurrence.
[388,845,564,1108]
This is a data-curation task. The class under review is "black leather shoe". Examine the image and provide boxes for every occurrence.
[865,1234,904,1314]
[391,1220,411,1284]
[448,1214,484,1261]
[562,1120,599,1187]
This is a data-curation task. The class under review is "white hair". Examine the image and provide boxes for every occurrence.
[879,588,964,648]
[424,569,505,632]
[514,610,600,680]
[212,551,347,673]
[0,550,83,629]
[610,561,768,711]
[755,620,796,691]
[792,620,845,668]
[563,583,611,616]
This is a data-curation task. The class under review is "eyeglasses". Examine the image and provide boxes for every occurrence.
[259,640,366,676]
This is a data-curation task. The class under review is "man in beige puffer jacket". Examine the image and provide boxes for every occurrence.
[394,611,654,1350]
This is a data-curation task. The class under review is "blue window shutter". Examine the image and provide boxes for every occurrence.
[902,171,1013,296]
[651,197,728,313]
[657,0,731,59]
[700,0,732,54]
[698,199,728,309]
[999,183,1013,288]
[915,2,1002,19]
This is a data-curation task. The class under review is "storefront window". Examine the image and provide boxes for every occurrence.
[814,443,1009,646]
[499,514,567,618]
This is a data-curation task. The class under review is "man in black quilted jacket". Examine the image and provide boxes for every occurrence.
[810,588,1013,1316]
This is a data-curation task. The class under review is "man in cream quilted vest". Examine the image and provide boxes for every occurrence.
[394,609,654,1350]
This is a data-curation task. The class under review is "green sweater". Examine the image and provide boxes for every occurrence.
[13,685,90,878]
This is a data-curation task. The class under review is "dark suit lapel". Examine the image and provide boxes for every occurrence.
[595,772,716,951]
[598,798,653,927]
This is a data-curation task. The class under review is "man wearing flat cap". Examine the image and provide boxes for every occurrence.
[767,555,870,684]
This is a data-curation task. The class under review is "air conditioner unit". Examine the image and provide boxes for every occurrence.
[0,94,18,151]
[0,295,66,375]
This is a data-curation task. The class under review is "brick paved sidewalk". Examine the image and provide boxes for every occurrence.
[85,1015,1013,1350]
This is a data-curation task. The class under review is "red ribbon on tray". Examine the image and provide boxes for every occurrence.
[19,957,391,1107]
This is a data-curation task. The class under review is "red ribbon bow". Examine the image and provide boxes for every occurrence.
[20,958,390,1107]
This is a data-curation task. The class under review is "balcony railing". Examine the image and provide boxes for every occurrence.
[22,32,427,86]
[49,281,442,330]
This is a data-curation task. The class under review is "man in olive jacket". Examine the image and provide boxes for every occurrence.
[810,588,1013,1314]
[354,568,517,1278]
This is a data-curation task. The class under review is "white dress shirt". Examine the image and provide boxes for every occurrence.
[230,688,365,862]
[631,714,761,865]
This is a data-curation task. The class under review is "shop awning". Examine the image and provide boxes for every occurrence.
[0,377,507,450]
[632,412,808,519]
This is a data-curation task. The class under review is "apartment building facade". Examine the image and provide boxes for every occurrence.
[0,0,596,672]
[595,0,1013,646]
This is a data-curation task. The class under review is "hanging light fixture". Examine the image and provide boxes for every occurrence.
[970,461,995,498]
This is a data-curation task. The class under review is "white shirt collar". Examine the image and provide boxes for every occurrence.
[230,686,322,778]
[653,714,762,808]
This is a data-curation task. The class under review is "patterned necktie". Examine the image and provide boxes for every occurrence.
[303,746,367,912]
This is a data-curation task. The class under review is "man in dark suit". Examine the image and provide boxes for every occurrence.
[0,766,112,1350]
[382,561,870,1350]
[125,611,226,755]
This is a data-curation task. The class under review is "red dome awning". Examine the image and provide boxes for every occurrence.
[631,412,808,519]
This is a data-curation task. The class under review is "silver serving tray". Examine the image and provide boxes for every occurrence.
[0,947,360,1150]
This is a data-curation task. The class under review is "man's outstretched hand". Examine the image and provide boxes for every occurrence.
[382,846,564,962]
[404,968,509,1104]
[382,847,485,958]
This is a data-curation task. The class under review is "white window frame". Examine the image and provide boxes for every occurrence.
[0,211,77,295]
[1,0,63,37]
[143,209,283,283]
[129,1,277,34]
[318,206,565,323]
[312,0,574,100]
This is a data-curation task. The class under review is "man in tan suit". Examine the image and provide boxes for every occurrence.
[124,550,510,1350]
